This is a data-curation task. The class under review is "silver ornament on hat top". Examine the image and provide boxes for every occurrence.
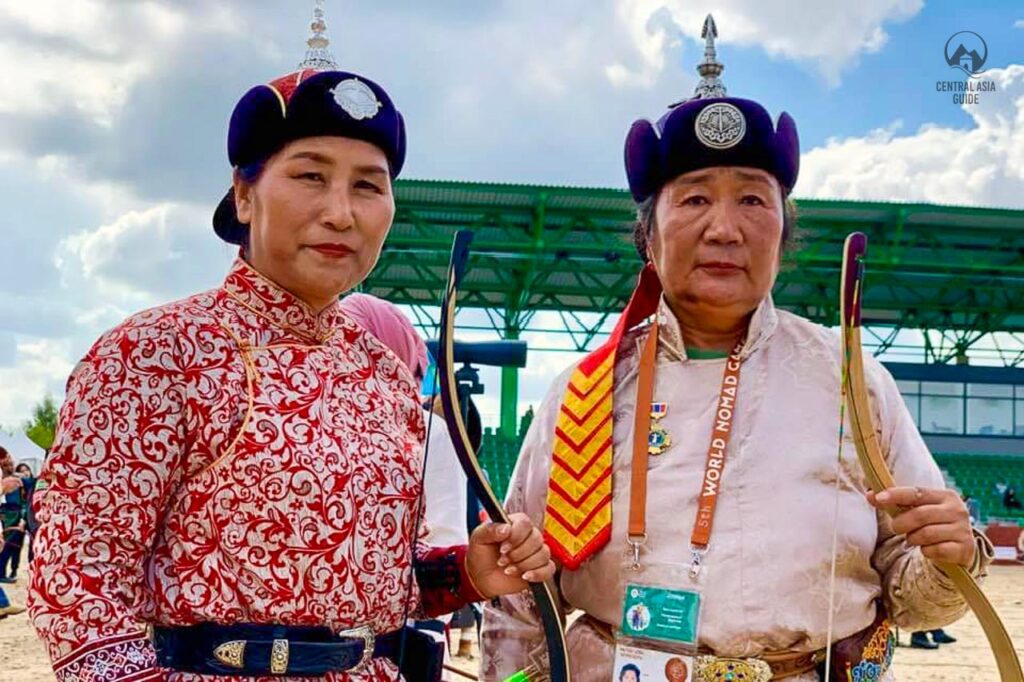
[693,14,727,99]
[666,14,745,150]
[671,13,727,108]
[298,0,339,71]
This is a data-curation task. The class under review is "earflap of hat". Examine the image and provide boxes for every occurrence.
[625,119,663,203]
[391,110,407,178]
[773,111,800,193]
[228,85,289,168]
[212,187,248,246]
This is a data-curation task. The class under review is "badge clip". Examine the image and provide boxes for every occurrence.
[626,533,648,572]
[689,546,707,579]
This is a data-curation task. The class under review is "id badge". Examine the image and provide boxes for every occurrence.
[614,582,701,681]
[620,583,701,647]
[613,644,695,682]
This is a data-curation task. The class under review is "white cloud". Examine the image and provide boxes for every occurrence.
[797,65,1024,207]
[0,151,232,426]
[0,0,1010,433]
[0,195,233,427]
[0,0,193,125]
[1014,19,1024,29]
[612,0,923,86]
[58,203,232,307]
[0,338,74,429]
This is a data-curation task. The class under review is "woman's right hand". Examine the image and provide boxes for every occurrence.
[1,476,22,493]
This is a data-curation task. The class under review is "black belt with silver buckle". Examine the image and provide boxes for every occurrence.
[152,622,401,676]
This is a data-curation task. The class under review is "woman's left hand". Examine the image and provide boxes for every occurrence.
[868,486,976,568]
[465,512,555,599]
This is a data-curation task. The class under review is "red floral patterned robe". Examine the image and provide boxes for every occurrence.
[28,258,479,682]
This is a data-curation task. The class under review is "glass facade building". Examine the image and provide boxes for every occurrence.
[887,363,1024,438]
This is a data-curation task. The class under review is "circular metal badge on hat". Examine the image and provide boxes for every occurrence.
[694,103,746,149]
[331,78,382,121]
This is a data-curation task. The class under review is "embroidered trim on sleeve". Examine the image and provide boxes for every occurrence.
[53,632,160,682]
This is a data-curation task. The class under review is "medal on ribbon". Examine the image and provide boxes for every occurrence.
[648,402,672,456]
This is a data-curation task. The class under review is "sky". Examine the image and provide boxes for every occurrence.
[1,0,1023,453]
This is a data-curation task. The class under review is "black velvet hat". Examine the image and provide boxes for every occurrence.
[624,15,799,203]
[214,68,406,245]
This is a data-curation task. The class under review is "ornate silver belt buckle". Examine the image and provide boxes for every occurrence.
[337,624,376,671]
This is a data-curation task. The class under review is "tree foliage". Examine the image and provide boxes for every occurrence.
[23,394,58,452]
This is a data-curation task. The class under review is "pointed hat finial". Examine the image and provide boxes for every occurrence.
[298,0,338,71]
[693,13,726,99]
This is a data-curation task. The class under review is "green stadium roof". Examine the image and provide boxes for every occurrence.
[363,179,1024,363]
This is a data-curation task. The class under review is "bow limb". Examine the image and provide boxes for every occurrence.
[840,232,1023,682]
[436,231,571,682]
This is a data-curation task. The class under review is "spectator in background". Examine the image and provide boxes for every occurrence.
[0,450,27,583]
[0,462,33,577]
[962,493,981,528]
[1004,486,1023,511]
[20,463,41,564]
[15,463,36,563]
[910,629,957,649]
[0,467,25,617]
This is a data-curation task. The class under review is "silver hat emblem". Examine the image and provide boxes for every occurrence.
[331,78,382,121]
[694,102,746,149]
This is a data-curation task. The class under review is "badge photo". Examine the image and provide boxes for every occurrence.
[614,643,695,682]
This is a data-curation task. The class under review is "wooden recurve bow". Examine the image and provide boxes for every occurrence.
[436,231,571,682]
[840,231,1022,681]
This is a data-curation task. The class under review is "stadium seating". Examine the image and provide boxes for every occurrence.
[933,453,1024,523]
[478,428,525,501]
[477,408,535,502]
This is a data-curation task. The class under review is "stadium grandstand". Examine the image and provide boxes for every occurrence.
[367,178,1024,556]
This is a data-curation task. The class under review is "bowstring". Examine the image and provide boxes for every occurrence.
[824,271,862,682]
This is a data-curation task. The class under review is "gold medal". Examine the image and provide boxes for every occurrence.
[648,422,672,456]
[648,401,671,455]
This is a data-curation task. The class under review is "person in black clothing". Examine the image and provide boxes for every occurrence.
[910,629,958,649]
[16,463,37,563]
[1005,486,1023,510]
[0,448,26,616]
[0,462,31,583]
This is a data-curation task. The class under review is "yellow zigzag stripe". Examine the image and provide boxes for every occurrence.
[547,482,612,530]
[545,352,617,559]
[555,392,612,453]
[550,415,613,497]
[544,506,612,552]
[560,357,614,419]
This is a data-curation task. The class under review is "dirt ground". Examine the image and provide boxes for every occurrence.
[2,565,1021,681]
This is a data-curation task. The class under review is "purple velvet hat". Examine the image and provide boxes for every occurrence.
[624,15,799,203]
[213,68,407,245]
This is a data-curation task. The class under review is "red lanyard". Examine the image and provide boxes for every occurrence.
[627,321,744,577]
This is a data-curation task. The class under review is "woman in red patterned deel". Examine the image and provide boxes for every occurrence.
[27,68,554,682]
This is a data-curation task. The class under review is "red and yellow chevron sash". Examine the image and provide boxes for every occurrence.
[543,265,663,569]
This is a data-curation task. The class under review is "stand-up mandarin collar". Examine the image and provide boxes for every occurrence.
[656,294,780,363]
[222,257,344,344]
